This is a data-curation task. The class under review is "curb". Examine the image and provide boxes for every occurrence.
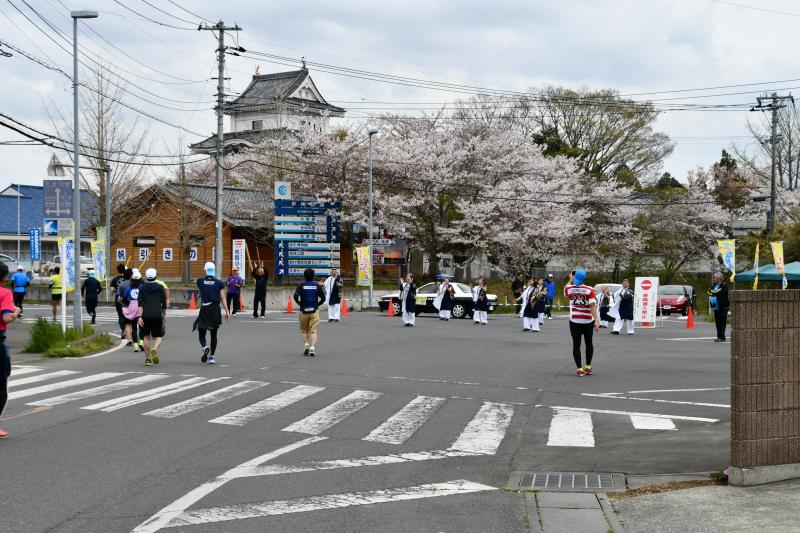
[598,493,625,532]
[77,339,128,359]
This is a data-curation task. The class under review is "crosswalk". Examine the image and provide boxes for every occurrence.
[8,365,712,450]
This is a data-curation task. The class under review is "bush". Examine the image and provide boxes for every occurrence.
[44,332,113,358]
[24,318,94,353]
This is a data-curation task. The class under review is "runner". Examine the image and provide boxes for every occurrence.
[293,268,326,356]
[194,262,230,365]
[10,265,29,318]
[544,273,556,320]
[0,261,22,439]
[251,266,267,318]
[48,266,62,322]
[110,264,126,339]
[137,268,167,367]
[323,268,344,322]
[399,273,417,327]
[121,269,142,352]
[564,269,600,376]
[225,266,244,316]
[81,270,102,324]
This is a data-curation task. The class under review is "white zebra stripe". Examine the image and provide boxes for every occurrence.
[143,381,269,419]
[8,372,124,400]
[209,385,324,426]
[449,401,515,455]
[9,366,43,376]
[630,415,677,430]
[82,377,226,412]
[8,370,80,388]
[282,390,383,435]
[362,395,446,445]
[27,374,170,407]
[547,409,595,447]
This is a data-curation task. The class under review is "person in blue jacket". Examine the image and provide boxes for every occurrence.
[293,268,326,357]
[543,273,557,320]
[9,266,29,318]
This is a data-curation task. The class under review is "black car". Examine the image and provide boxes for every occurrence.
[379,281,498,319]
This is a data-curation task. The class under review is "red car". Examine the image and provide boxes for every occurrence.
[658,285,691,316]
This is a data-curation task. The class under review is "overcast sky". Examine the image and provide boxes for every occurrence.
[2,0,799,187]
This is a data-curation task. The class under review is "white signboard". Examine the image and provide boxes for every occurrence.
[232,239,246,273]
[162,248,173,261]
[189,247,198,261]
[139,247,150,262]
[62,238,76,291]
[633,276,659,327]
[116,248,126,262]
[274,181,292,200]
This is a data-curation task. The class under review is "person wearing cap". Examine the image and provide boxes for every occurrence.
[543,273,557,319]
[194,261,230,365]
[81,270,102,324]
[121,269,143,352]
[610,279,635,335]
[137,268,167,366]
[564,268,600,377]
[225,266,244,316]
[9,265,29,318]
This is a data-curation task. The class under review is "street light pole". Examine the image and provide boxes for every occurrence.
[104,164,111,302]
[367,129,378,307]
[71,10,98,329]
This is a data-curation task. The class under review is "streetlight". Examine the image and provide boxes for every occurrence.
[71,10,98,329]
[367,128,378,308]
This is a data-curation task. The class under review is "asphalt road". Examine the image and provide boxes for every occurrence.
[1,305,730,532]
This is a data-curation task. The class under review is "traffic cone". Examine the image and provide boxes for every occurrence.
[189,293,196,311]
[387,297,394,317]
[286,296,293,314]
[686,306,695,329]
[239,294,245,312]
[341,298,348,318]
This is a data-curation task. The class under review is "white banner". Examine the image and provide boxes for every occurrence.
[232,239,246,274]
[162,248,173,261]
[633,276,659,326]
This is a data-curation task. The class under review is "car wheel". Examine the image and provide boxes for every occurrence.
[682,307,688,316]
[452,304,466,319]
[392,302,401,315]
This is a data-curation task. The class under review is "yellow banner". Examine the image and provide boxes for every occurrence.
[717,239,735,282]
[90,240,106,282]
[771,241,788,290]
[753,242,759,290]
[356,245,372,287]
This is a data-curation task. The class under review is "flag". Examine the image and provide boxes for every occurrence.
[753,242,759,290]
[717,239,736,282]
[356,245,372,287]
[771,241,788,290]
[91,240,106,282]
[56,236,76,293]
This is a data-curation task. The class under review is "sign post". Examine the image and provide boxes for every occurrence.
[634,277,659,328]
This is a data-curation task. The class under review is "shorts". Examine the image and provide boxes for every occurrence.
[299,311,320,334]
[51,294,62,301]
[140,317,165,338]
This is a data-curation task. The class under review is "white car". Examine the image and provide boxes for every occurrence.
[379,281,499,319]
[47,255,95,278]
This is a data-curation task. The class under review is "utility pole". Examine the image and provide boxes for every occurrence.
[199,21,241,276]
[753,92,794,233]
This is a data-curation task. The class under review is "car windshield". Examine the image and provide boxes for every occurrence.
[418,283,437,294]
[455,283,471,293]
[659,286,685,295]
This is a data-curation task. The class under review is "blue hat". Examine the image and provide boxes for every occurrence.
[573,268,587,285]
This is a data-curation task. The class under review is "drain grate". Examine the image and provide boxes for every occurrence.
[516,472,623,492]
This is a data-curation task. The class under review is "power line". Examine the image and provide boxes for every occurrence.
[111,0,195,30]
[709,0,800,19]
[167,0,213,23]
[137,0,197,26]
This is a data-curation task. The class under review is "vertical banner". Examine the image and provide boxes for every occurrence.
[57,236,76,292]
[91,240,106,282]
[29,228,41,261]
[717,239,736,282]
[771,241,788,290]
[633,276,659,327]
[356,245,372,287]
[752,242,760,290]
[232,239,246,275]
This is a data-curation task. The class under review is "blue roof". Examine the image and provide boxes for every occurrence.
[0,184,96,236]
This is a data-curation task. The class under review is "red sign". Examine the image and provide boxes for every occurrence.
[641,280,652,291]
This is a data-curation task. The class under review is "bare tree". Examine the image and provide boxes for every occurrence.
[745,105,800,191]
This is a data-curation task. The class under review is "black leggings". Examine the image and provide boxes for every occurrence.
[714,308,728,340]
[85,298,98,316]
[13,292,24,313]
[253,294,266,316]
[115,302,125,331]
[226,293,240,314]
[0,341,9,419]
[569,321,594,368]
[199,328,218,355]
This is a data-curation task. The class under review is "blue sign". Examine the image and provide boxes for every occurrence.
[43,180,73,218]
[29,228,41,260]
[43,219,58,236]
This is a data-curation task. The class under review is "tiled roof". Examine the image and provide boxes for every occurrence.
[163,182,271,228]
[0,184,96,236]
[188,129,283,153]
[225,69,345,114]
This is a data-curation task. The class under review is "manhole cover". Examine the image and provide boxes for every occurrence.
[511,472,626,492]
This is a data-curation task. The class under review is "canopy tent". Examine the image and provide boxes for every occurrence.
[734,261,800,282]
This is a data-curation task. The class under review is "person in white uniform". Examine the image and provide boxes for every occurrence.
[323,268,344,322]
[399,273,417,327]
[610,279,635,335]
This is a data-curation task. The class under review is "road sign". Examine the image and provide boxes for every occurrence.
[43,180,73,218]
[274,181,292,200]
[364,238,396,245]
[43,219,58,236]
[57,218,74,238]
[29,228,41,260]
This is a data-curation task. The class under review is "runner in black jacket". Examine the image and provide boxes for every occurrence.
[137,268,167,366]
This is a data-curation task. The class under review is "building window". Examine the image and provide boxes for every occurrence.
[252,120,263,131]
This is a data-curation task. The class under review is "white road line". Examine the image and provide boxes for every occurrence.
[131,436,326,533]
[282,390,383,435]
[580,393,730,408]
[539,405,719,423]
[449,401,514,455]
[362,395,447,445]
[143,381,269,419]
[630,415,677,430]
[9,366,43,376]
[82,377,226,412]
[547,409,595,447]
[8,372,124,400]
[164,480,495,527]
[27,374,170,407]
[657,337,719,342]
[626,387,730,394]
[8,370,80,388]
[209,384,324,426]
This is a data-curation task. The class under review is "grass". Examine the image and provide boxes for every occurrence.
[44,332,114,358]
[23,317,111,357]
[607,479,720,501]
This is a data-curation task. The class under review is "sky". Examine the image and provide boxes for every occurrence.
[1,0,799,188]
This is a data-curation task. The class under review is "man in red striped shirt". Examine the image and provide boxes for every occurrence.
[563,268,600,377]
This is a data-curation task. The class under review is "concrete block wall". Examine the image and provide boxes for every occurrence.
[730,290,800,477]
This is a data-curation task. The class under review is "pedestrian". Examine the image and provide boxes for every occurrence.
[511,272,525,314]
[564,268,600,377]
[610,279,635,335]
[399,273,417,327]
[544,273,556,319]
[598,285,613,328]
[516,278,539,332]
[110,264,126,339]
[434,278,454,320]
[293,268,326,356]
[10,265,29,318]
[121,269,143,352]
[0,261,22,439]
[194,262,230,365]
[137,268,167,366]
[225,266,244,316]
[48,266,62,322]
[708,272,730,342]
[472,277,489,325]
[323,268,344,322]
[251,266,267,318]
[536,278,547,327]
[81,270,102,324]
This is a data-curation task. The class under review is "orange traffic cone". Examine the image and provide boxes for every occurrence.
[341,298,348,318]
[387,297,394,317]
[239,294,245,312]
[189,293,197,311]
[286,296,294,314]
[686,306,695,329]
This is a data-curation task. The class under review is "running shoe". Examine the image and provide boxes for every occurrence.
[611,331,620,335]
[208,355,216,365]
[120,331,126,340]
[144,358,152,367]
[303,344,310,356]
[138,341,145,350]
[576,368,585,377]
[126,340,134,346]
[201,345,210,363]
[133,344,140,352]
[0,426,8,439]
[151,349,159,365]
[309,346,316,357]
[583,365,592,375]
